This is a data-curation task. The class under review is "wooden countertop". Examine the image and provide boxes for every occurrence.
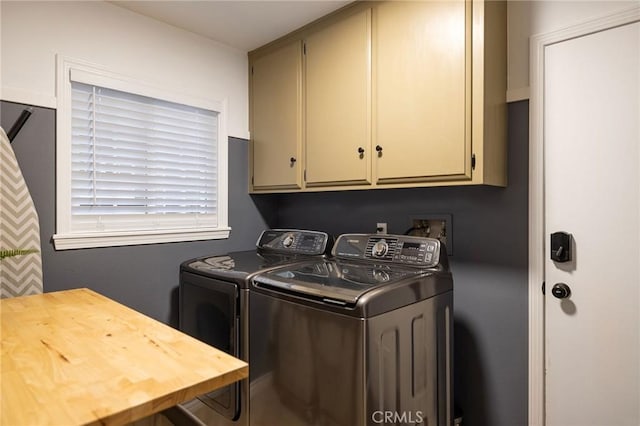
[0,288,248,425]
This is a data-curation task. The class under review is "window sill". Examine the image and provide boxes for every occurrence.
[52,228,231,250]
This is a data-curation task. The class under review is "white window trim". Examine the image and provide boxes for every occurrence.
[53,55,230,250]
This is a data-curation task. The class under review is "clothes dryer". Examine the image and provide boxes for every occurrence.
[179,229,331,426]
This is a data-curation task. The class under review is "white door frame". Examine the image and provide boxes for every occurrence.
[528,6,640,426]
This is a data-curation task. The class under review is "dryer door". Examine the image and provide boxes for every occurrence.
[179,272,240,420]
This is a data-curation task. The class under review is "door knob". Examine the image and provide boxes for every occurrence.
[551,283,571,299]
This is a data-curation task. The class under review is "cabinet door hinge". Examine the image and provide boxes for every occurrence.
[542,281,545,295]
[471,154,476,170]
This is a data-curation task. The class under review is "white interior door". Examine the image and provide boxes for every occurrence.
[544,21,640,426]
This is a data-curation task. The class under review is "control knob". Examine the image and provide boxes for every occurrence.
[282,234,295,248]
[372,270,390,282]
[372,240,388,257]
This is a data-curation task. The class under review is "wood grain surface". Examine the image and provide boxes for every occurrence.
[0,288,247,425]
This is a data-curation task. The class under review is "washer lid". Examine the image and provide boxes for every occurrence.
[257,229,332,256]
[252,259,427,305]
[181,250,300,286]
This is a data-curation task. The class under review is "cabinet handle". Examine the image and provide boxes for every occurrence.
[375,145,383,152]
[358,147,365,154]
[290,157,297,163]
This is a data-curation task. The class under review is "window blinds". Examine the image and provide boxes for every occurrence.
[70,82,218,217]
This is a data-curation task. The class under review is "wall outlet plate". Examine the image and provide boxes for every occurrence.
[408,214,453,255]
[376,222,388,234]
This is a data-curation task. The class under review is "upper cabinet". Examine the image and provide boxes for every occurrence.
[250,40,303,191]
[249,0,506,193]
[374,1,470,184]
[305,8,371,187]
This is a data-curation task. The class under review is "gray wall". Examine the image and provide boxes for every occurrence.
[2,99,528,426]
[1,100,274,326]
[258,101,529,426]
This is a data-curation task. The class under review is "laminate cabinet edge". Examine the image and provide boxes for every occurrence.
[471,0,507,187]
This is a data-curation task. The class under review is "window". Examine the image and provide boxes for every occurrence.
[54,56,229,249]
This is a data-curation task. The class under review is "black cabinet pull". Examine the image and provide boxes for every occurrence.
[290,157,297,163]
[358,147,365,154]
[375,145,383,152]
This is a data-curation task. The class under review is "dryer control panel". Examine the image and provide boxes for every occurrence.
[332,234,441,267]
[257,229,331,255]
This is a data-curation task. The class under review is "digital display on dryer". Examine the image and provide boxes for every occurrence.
[401,242,421,255]
[299,235,317,249]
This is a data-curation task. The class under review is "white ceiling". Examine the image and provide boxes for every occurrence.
[111,1,351,52]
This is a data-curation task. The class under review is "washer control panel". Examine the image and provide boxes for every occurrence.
[257,229,330,255]
[333,234,441,267]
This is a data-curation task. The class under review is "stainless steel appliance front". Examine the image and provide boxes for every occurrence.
[178,229,332,426]
[249,233,453,426]
[249,288,452,426]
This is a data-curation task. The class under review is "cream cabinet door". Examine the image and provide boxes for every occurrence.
[374,0,471,184]
[251,41,302,190]
[304,9,371,187]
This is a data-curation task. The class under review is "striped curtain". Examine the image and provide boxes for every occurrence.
[0,127,43,297]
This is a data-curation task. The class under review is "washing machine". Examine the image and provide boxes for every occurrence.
[179,229,332,426]
[249,233,454,426]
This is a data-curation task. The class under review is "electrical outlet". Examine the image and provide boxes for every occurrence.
[376,222,388,234]
[408,214,452,255]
